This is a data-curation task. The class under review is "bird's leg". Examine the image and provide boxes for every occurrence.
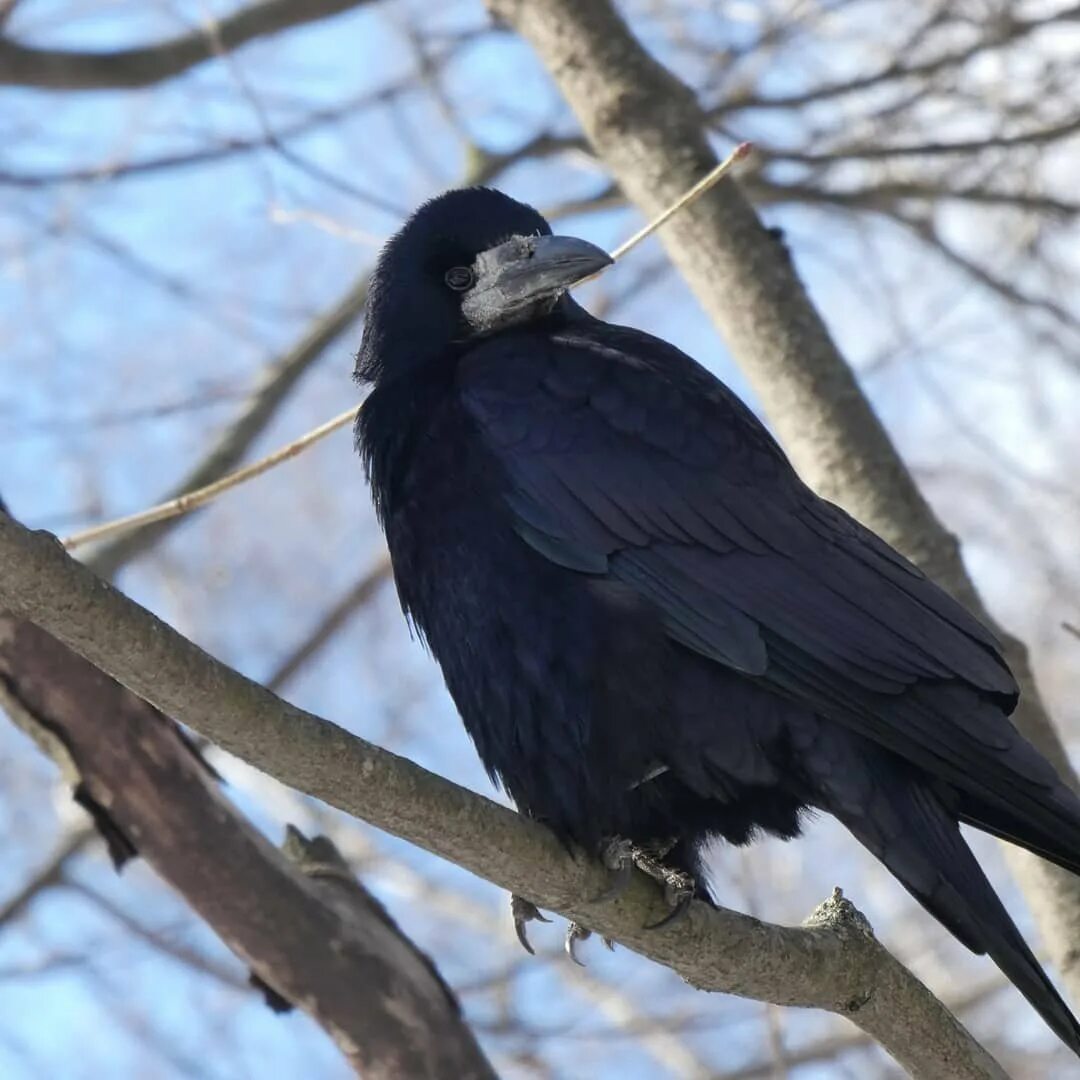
[554,837,638,963]
[511,894,550,955]
[593,835,697,930]
[630,838,697,929]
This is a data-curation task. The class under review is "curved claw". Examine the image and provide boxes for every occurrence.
[565,922,591,965]
[643,889,693,931]
[511,894,550,955]
[515,919,535,955]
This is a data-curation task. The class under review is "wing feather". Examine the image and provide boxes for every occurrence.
[458,324,1022,790]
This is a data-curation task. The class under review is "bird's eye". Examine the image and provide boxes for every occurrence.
[444,266,475,291]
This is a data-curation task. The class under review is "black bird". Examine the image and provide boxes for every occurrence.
[355,186,1080,1053]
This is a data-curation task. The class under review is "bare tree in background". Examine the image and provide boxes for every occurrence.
[2,1,1079,1077]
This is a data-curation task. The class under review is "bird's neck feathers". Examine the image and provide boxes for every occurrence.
[354,347,459,528]
[355,297,589,524]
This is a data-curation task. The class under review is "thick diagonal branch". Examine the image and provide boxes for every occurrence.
[0,511,1007,1079]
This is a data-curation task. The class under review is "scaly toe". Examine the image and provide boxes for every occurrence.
[626,844,699,931]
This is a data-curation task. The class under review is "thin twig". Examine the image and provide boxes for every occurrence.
[0,826,95,927]
[57,148,753,552]
[63,405,360,551]
[609,142,752,262]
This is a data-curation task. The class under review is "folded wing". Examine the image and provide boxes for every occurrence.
[458,324,1070,832]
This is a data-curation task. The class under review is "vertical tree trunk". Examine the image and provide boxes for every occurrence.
[486,0,1080,1004]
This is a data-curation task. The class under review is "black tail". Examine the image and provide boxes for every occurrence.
[957,784,1080,879]
[810,743,1080,1055]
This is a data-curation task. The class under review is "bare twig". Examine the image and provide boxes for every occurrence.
[0,0,378,90]
[0,826,95,927]
[0,78,437,188]
[717,4,1080,114]
[84,273,371,577]
[68,881,253,992]
[64,405,360,553]
[265,557,391,691]
[608,142,752,262]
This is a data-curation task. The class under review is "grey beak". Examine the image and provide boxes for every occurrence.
[462,234,613,332]
[490,234,613,300]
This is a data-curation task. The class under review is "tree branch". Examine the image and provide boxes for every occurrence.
[0,0,375,91]
[0,79,422,187]
[718,4,1080,113]
[726,972,1009,1079]
[767,114,1080,161]
[0,825,94,927]
[0,510,1008,1079]
[0,589,496,1080]
[484,0,1080,1008]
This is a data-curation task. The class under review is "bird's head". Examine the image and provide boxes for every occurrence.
[356,187,611,383]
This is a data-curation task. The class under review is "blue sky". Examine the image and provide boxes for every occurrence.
[3,1,1080,1076]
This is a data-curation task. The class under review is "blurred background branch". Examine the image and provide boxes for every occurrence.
[0,596,497,1079]
[0,0,376,89]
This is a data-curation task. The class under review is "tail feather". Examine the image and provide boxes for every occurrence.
[807,737,1080,1055]
[904,785,1080,1056]
[957,786,1080,878]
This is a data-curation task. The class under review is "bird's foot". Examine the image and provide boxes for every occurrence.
[511,835,694,962]
[558,838,636,963]
[633,840,696,927]
[512,901,613,964]
[596,835,697,930]
[643,871,695,930]
[511,894,550,955]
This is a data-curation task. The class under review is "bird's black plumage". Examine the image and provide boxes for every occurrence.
[355,186,1080,1053]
